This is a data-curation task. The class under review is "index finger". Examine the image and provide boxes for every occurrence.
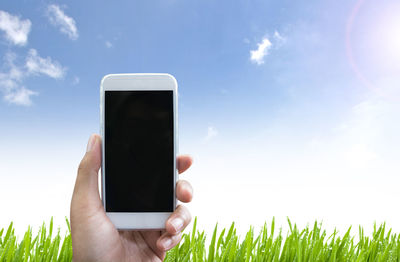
[177,155,193,174]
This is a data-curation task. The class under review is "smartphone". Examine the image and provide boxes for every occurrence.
[100,73,178,230]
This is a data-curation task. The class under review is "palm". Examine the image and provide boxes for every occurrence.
[117,231,164,261]
[97,220,165,261]
[86,213,166,261]
[71,134,192,262]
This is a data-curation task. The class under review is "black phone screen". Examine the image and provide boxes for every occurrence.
[104,90,174,212]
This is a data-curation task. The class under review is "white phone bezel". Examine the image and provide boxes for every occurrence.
[100,73,178,230]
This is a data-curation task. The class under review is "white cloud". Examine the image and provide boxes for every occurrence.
[204,126,218,141]
[4,86,37,106]
[105,41,112,48]
[0,50,66,106]
[0,10,31,46]
[273,30,286,45]
[250,38,272,65]
[26,49,66,79]
[0,52,37,106]
[0,53,23,89]
[274,31,286,42]
[46,4,78,40]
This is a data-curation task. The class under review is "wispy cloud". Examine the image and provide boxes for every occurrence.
[4,86,37,106]
[273,30,286,45]
[105,41,112,48]
[305,98,397,170]
[0,10,31,46]
[250,38,272,65]
[0,53,37,106]
[204,126,218,141]
[220,88,228,94]
[46,4,78,40]
[0,50,66,106]
[72,76,80,85]
[26,49,66,78]
[0,53,24,93]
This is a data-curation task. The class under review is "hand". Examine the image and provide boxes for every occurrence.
[70,134,193,261]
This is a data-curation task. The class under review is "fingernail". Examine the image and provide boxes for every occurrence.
[171,217,184,232]
[86,135,96,152]
[161,237,172,250]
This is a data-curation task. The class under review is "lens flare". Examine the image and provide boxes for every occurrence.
[346,0,400,100]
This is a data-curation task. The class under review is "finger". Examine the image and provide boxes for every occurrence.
[165,205,192,235]
[157,231,182,251]
[177,155,193,174]
[176,180,193,203]
[72,134,102,210]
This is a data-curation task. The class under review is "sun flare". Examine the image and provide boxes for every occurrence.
[346,0,400,99]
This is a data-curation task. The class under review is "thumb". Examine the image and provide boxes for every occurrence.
[72,134,103,211]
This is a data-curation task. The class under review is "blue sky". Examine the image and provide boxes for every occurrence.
[1,0,400,236]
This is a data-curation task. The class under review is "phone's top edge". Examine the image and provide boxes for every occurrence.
[101,73,176,81]
[100,73,178,92]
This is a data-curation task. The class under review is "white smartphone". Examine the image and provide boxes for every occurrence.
[100,73,178,230]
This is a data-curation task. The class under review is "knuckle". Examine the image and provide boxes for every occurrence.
[77,156,89,173]
[173,232,182,241]
[185,210,192,224]
[177,205,191,223]
[177,179,187,185]
[176,180,183,190]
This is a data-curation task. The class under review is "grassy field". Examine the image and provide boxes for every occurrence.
[1,217,400,261]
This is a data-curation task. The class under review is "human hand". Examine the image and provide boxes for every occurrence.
[70,134,193,261]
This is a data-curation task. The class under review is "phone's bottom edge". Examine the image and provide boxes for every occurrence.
[106,212,171,230]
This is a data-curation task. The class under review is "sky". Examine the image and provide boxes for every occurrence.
[0,0,400,238]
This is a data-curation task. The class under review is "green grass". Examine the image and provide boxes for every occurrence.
[0,218,72,262]
[1,218,400,261]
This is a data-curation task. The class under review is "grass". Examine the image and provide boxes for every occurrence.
[1,218,400,261]
[0,218,72,262]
